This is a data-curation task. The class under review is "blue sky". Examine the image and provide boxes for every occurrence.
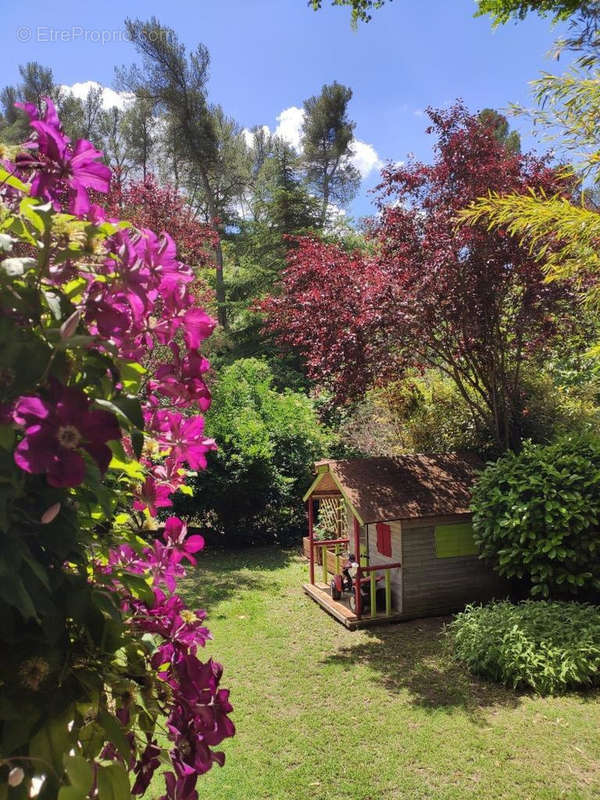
[2,0,568,219]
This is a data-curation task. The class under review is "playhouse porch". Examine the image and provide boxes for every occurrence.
[302,581,407,630]
[302,481,403,629]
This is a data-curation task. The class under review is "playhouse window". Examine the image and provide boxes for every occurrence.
[434,523,478,558]
[376,522,392,557]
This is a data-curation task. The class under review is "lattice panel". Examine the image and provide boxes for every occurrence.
[318,496,344,538]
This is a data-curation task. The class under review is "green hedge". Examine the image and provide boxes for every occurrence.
[172,358,333,545]
[449,600,600,694]
[471,436,600,597]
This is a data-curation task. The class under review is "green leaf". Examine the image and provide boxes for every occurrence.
[78,722,105,760]
[131,430,144,460]
[0,167,29,194]
[113,397,144,430]
[42,290,63,320]
[108,453,145,481]
[96,763,131,800]
[63,755,93,795]
[0,424,15,450]
[0,572,38,620]
[63,278,88,302]
[20,197,46,234]
[58,787,86,800]
[96,397,143,431]
[96,710,131,764]
[22,552,51,591]
[120,573,153,605]
[91,589,121,622]
[55,334,97,350]
[30,712,73,775]
[119,361,146,393]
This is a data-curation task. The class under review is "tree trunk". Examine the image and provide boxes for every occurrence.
[320,174,330,229]
[199,168,228,330]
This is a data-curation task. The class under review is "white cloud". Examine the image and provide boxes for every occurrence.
[259,104,382,179]
[348,139,383,178]
[274,106,305,151]
[60,81,133,111]
[413,109,425,118]
[242,124,270,149]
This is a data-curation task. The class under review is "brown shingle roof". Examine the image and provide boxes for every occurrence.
[312,453,483,523]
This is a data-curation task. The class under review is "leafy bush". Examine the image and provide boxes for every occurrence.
[471,436,600,597]
[173,358,333,544]
[449,600,600,694]
[339,371,490,457]
[517,364,600,444]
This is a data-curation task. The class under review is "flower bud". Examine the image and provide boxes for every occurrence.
[41,502,61,524]
[8,767,25,787]
[59,309,81,340]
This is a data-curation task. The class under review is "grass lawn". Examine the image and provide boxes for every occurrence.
[153,546,600,800]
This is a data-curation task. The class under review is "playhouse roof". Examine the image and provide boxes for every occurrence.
[306,453,483,524]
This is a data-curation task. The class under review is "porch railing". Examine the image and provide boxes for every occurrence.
[311,538,349,584]
[311,539,401,620]
[355,562,402,619]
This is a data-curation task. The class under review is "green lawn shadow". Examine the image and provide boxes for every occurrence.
[178,545,296,611]
[321,616,522,718]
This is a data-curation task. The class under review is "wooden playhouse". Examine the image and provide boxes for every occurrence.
[302,453,508,629]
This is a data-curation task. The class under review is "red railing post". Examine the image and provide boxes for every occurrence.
[308,498,315,585]
[353,516,362,617]
[355,565,362,618]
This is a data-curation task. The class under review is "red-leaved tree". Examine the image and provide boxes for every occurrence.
[106,175,217,269]
[263,103,576,451]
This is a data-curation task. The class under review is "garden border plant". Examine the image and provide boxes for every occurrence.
[449,599,600,694]
[0,97,234,799]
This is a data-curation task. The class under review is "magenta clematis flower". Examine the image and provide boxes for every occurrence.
[132,740,162,796]
[150,345,211,411]
[13,381,121,487]
[16,97,110,216]
[136,590,211,656]
[162,517,205,566]
[153,411,216,470]
[133,475,173,517]
[161,771,198,800]
[181,308,216,350]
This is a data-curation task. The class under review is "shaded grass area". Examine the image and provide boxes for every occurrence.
[153,547,600,800]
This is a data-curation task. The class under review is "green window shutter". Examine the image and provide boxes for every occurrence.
[434,523,478,558]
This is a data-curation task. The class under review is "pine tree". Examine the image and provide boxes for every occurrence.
[301,81,360,227]
[118,17,231,328]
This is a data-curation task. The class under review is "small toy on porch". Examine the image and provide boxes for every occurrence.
[329,552,358,601]
[331,553,386,614]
